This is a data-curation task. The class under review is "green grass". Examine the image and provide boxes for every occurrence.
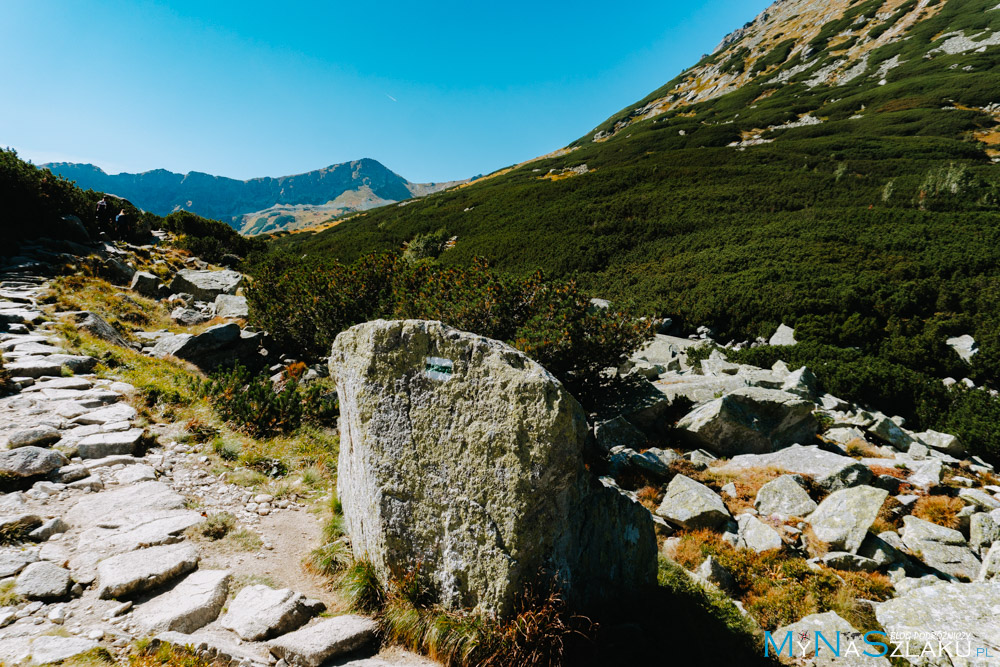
[185,513,237,541]
[0,580,24,606]
[223,528,263,551]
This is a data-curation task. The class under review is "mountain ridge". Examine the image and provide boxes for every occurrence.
[43,159,465,235]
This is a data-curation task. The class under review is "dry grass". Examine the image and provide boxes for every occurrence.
[846,439,889,458]
[703,466,797,516]
[635,485,664,512]
[871,496,905,534]
[912,495,964,530]
[667,529,893,631]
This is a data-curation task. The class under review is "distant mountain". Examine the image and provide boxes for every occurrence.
[43,159,465,235]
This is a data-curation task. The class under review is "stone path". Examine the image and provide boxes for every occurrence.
[0,272,434,667]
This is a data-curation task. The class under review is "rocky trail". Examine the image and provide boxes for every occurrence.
[0,267,431,667]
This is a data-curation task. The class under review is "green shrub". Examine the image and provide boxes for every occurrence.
[246,253,652,401]
[158,210,266,262]
[201,365,337,438]
[186,513,237,540]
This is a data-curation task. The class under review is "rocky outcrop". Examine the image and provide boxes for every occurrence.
[676,387,818,456]
[169,269,243,302]
[656,474,732,529]
[714,444,871,491]
[330,319,657,617]
[151,323,266,371]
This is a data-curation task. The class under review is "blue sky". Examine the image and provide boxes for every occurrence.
[0,1,770,182]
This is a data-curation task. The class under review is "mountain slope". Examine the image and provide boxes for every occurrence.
[273,0,1000,407]
[44,159,464,234]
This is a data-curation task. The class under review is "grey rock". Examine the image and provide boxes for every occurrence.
[823,426,866,446]
[775,611,890,667]
[3,359,62,378]
[628,447,677,478]
[30,637,99,664]
[65,480,186,527]
[6,426,60,449]
[915,430,966,457]
[754,475,817,517]
[76,428,144,458]
[74,311,130,348]
[858,533,904,568]
[768,324,797,346]
[592,416,645,453]
[214,295,249,319]
[781,366,818,399]
[807,485,888,554]
[96,543,199,599]
[867,416,915,451]
[133,569,231,633]
[656,474,732,529]
[714,444,871,491]
[130,271,166,299]
[115,464,156,484]
[946,334,978,363]
[29,518,68,542]
[0,548,38,577]
[267,615,378,667]
[73,403,137,425]
[170,306,211,326]
[151,323,262,372]
[14,561,72,600]
[676,387,818,456]
[735,514,783,552]
[959,487,1000,511]
[220,585,321,641]
[0,447,67,479]
[971,513,1000,554]
[901,515,981,580]
[819,552,880,572]
[169,269,243,302]
[76,509,202,558]
[875,582,1000,662]
[331,319,656,617]
[908,459,943,489]
[979,542,1000,581]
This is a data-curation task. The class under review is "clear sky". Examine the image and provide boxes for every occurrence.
[0,0,771,183]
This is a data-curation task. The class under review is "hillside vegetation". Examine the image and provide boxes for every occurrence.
[268,0,1000,460]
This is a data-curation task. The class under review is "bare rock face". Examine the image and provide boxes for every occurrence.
[330,319,656,617]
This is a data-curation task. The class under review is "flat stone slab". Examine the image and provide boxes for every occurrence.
[875,582,1000,661]
[14,561,72,600]
[134,569,231,634]
[77,510,203,557]
[220,585,323,641]
[66,481,186,527]
[115,464,157,484]
[2,360,63,378]
[268,615,378,667]
[0,447,67,479]
[5,426,61,449]
[72,403,136,426]
[0,547,38,577]
[76,428,144,458]
[714,444,872,491]
[96,542,199,599]
[30,636,99,664]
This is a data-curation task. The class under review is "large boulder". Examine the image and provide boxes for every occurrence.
[754,475,817,518]
[0,446,67,480]
[676,387,819,456]
[713,444,871,491]
[73,311,130,348]
[220,585,322,641]
[806,486,888,554]
[769,324,797,346]
[875,582,1000,661]
[330,319,656,617]
[267,615,377,667]
[130,271,165,299]
[656,474,732,529]
[151,323,264,372]
[214,295,249,319]
[900,515,981,581]
[169,269,242,302]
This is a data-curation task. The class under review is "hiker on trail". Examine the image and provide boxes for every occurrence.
[95,197,109,234]
[115,208,127,240]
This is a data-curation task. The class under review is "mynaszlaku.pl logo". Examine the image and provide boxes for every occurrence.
[764,629,998,661]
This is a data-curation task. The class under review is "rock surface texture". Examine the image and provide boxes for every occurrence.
[330,319,657,616]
